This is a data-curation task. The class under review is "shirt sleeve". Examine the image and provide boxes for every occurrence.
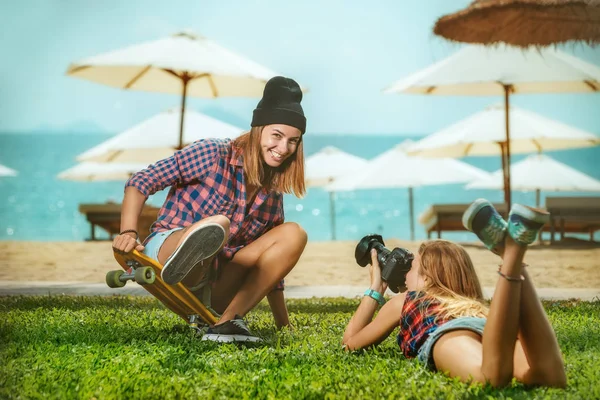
[125,139,224,197]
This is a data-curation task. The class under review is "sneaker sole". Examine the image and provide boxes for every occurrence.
[201,334,262,343]
[161,223,226,285]
[462,198,492,231]
[510,204,550,224]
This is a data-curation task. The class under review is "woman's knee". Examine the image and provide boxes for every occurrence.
[278,222,307,245]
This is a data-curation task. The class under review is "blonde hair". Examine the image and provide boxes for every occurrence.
[418,240,489,321]
[233,126,306,197]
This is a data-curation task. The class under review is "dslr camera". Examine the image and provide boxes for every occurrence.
[354,234,414,293]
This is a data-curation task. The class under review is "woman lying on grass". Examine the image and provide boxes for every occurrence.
[343,199,567,388]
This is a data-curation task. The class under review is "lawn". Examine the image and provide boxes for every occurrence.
[1,295,598,399]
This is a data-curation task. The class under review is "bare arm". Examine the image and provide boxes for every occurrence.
[342,249,405,350]
[267,290,291,329]
[343,293,405,350]
[112,186,147,253]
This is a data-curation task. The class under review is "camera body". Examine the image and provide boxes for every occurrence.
[354,234,414,293]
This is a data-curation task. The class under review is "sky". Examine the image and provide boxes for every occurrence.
[1,0,599,136]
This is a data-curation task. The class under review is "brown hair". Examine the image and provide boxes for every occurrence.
[418,240,488,320]
[233,126,306,197]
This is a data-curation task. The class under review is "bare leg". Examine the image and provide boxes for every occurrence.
[210,222,307,324]
[499,268,566,386]
[157,215,230,287]
[491,246,567,387]
[480,236,526,387]
[433,237,526,387]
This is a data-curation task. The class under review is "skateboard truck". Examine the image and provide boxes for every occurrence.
[106,259,156,288]
[188,315,209,334]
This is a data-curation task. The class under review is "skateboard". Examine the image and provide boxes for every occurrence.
[107,249,218,329]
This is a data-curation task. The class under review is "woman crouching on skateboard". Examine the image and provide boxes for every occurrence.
[112,76,308,343]
[342,199,566,388]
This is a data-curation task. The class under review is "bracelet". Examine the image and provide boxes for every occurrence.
[119,229,139,240]
[497,270,524,282]
[363,289,386,306]
[498,263,528,268]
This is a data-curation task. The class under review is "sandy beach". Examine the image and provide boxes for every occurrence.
[1,239,599,288]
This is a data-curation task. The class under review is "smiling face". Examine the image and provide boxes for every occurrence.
[405,251,427,291]
[260,124,302,168]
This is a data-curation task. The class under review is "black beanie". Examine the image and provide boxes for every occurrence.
[251,76,306,134]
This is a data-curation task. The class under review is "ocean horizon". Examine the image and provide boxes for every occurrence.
[1,131,598,243]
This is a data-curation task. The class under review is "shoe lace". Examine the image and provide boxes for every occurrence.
[231,318,249,332]
[515,222,537,243]
[483,219,505,245]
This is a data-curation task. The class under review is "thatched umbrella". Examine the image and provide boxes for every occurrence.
[434,0,600,47]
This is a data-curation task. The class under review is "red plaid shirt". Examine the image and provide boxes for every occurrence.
[397,291,449,358]
[126,138,285,288]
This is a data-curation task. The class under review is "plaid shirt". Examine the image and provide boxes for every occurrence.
[396,291,449,358]
[126,138,285,288]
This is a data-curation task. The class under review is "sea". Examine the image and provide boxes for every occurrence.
[0,132,598,243]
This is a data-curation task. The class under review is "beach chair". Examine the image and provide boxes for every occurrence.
[78,203,159,241]
[545,196,600,244]
[419,202,509,239]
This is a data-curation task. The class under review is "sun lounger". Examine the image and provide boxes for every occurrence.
[78,203,159,241]
[419,202,509,239]
[545,196,600,244]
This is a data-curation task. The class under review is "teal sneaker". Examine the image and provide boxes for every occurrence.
[462,199,508,254]
[508,204,550,246]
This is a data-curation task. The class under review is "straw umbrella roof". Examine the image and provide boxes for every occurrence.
[434,0,600,47]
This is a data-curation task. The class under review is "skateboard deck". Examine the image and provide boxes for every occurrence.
[110,249,217,326]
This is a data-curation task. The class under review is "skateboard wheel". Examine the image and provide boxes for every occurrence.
[134,266,156,285]
[106,270,126,288]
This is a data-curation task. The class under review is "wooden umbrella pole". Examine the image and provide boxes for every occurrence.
[177,75,191,150]
[503,85,512,209]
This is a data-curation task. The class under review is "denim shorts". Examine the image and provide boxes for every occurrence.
[142,228,183,262]
[417,317,487,370]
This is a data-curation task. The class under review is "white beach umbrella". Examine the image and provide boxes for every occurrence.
[76,108,243,163]
[305,146,368,240]
[467,154,600,206]
[407,103,600,157]
[384,45,600,207]
[67,31,291,149]
[58,162,148,182]
[326,143,491,240]
[0,164,18,177]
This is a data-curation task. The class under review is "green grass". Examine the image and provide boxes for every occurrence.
[1,296,599,399]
